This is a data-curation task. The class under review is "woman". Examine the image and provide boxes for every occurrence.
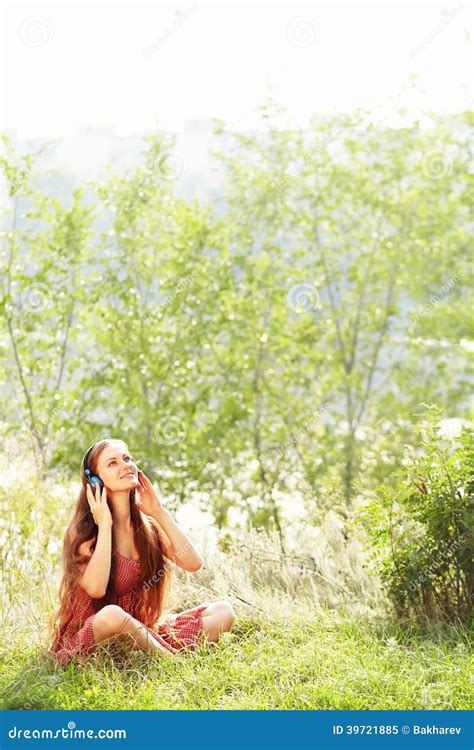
[49,438,236,665]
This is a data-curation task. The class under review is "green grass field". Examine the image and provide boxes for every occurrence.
[1,480,472,711]
[1,604,471,711]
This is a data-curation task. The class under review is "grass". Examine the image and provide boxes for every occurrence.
[0,603,472,710]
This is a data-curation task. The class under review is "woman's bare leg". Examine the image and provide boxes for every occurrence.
[199,600,236,643]
[92,605,174,656]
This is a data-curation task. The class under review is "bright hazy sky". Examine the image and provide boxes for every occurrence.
[1,1,472,138]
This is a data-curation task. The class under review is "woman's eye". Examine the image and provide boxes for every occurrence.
[109,456,131,466]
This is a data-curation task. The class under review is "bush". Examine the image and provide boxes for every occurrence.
[364,407,473,625]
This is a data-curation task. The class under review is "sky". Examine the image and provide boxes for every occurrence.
[1,1,472,139]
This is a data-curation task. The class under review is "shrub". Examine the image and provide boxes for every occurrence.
[363,407,473,625]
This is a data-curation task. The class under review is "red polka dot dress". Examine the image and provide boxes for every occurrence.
[50,550,209,666]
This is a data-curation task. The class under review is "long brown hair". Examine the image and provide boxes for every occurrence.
[49,439,172,649]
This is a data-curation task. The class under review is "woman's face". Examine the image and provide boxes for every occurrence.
[95,442,139,492]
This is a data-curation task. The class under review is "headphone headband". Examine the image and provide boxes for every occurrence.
[83,445,94,473]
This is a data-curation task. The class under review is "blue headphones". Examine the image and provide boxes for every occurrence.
[83,444,104,491]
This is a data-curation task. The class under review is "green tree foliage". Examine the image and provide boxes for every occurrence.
[0,135,95,477]
[0,102,472,541]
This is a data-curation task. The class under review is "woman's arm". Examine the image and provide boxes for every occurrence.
[77,522,113,598]
[77,483,114,598]
[137,470,202,572]
[151,506,203,572]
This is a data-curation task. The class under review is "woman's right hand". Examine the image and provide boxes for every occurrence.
[86,483,113,528]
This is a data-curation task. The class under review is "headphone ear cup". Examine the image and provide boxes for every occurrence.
[85,470,104,491]
[92,476,104,490]
[83,445,104,491]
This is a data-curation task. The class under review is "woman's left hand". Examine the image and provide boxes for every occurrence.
[137,470,164,515]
